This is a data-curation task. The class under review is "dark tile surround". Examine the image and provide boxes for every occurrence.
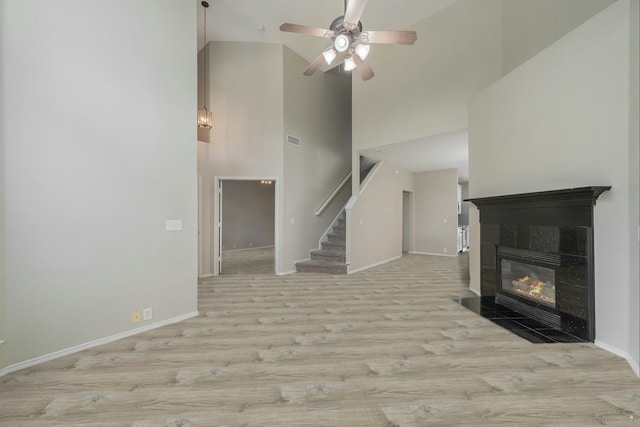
[459,296,586,343]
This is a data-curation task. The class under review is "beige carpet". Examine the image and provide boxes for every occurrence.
[1,254,639,426]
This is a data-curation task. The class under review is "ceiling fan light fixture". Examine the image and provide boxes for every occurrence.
[334,34,351,52]
[344,55,356,71]
[355,43,370,60]
[322,47,337,65]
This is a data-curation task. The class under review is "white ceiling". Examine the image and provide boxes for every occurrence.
[198,0,468,180]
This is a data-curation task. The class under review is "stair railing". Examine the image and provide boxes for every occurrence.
[317,207,347,250]
[315,171,352,216]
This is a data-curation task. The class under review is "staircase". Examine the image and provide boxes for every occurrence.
[295,212,347,274]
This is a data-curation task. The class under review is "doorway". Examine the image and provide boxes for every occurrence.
[402,191,412,253]
[218,179,276,274]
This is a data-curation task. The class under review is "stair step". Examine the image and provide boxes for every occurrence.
[310,249,346,263]
[297,210,347,275]
[295,260,347,274]
[322,241,345,251]
[326,232,346,243]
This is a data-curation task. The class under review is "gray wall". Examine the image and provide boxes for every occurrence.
[469,0,637,371]
[350,0,505,272]
[198,42,352,275]
[349,162,415,273]
[1,0,198,370]
[222,181,275,251]
[500,0,615,75]
[198,41,284,276]
[627,0,640,373]
[413,169,459,256]
[282,48,352,271]
[0,58,5,366]
[352,0,613,156]
[353,0,503,153]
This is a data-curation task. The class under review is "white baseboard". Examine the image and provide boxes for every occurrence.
[0,311,199,378]
[348,255,402,274]
[277,258,310,276]
[410,251,458,258]
[278,270,297,276]
[198,274,216,279]
[223,245,274,253]
[594,339,640,377]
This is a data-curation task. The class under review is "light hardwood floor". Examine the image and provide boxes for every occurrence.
[221,247,275,275]
[1,254,638,426]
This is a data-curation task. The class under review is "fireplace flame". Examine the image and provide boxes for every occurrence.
[511,275,555,304]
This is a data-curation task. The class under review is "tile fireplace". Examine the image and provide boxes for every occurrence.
[466,187,610,342]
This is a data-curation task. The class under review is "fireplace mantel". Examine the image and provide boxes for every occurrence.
[466,186,611,209]
[466,187,611,228]
[465,186,611,342]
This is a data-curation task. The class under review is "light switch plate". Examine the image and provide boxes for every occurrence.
[165,220,182,231]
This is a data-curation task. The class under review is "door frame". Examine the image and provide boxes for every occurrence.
[402,190,413,253]
[198,175,204,277]
[213,176,280,276]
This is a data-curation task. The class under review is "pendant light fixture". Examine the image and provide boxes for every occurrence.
[197,1,213,129]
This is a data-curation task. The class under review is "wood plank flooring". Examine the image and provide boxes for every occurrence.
[221,248,274,275]
[1,254,638,426]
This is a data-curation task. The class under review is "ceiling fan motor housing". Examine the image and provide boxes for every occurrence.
[329,16,363,38]
[329,16,364,53]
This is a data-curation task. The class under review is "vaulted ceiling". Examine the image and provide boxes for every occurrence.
[198,0,457,61]
[198,0,469,181]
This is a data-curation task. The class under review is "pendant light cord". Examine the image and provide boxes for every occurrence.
[202,1,209,109]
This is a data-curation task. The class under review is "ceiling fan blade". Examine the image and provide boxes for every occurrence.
[303,54,326,76]
[352,55,375,81]
[279,23,335,38]
[360,30,417,45]
[344,0,368,29]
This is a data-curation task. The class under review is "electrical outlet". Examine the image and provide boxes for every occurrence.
[142,307,153,321]
[132,311,142,323]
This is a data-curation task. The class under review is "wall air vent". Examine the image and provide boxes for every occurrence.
[287,135,301,146]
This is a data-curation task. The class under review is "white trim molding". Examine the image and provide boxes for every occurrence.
[277,270,297,276]
[348,255,402,275]
[410,251,458,258]
[594,340,640,378]
[0,311,199,378]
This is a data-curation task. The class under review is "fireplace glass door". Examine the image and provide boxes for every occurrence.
[500,259,556,306]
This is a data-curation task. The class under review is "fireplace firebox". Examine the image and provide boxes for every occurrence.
[500,258,556,306]
[467,187,610,342]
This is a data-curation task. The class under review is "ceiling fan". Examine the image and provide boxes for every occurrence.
[280,0,417,81]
